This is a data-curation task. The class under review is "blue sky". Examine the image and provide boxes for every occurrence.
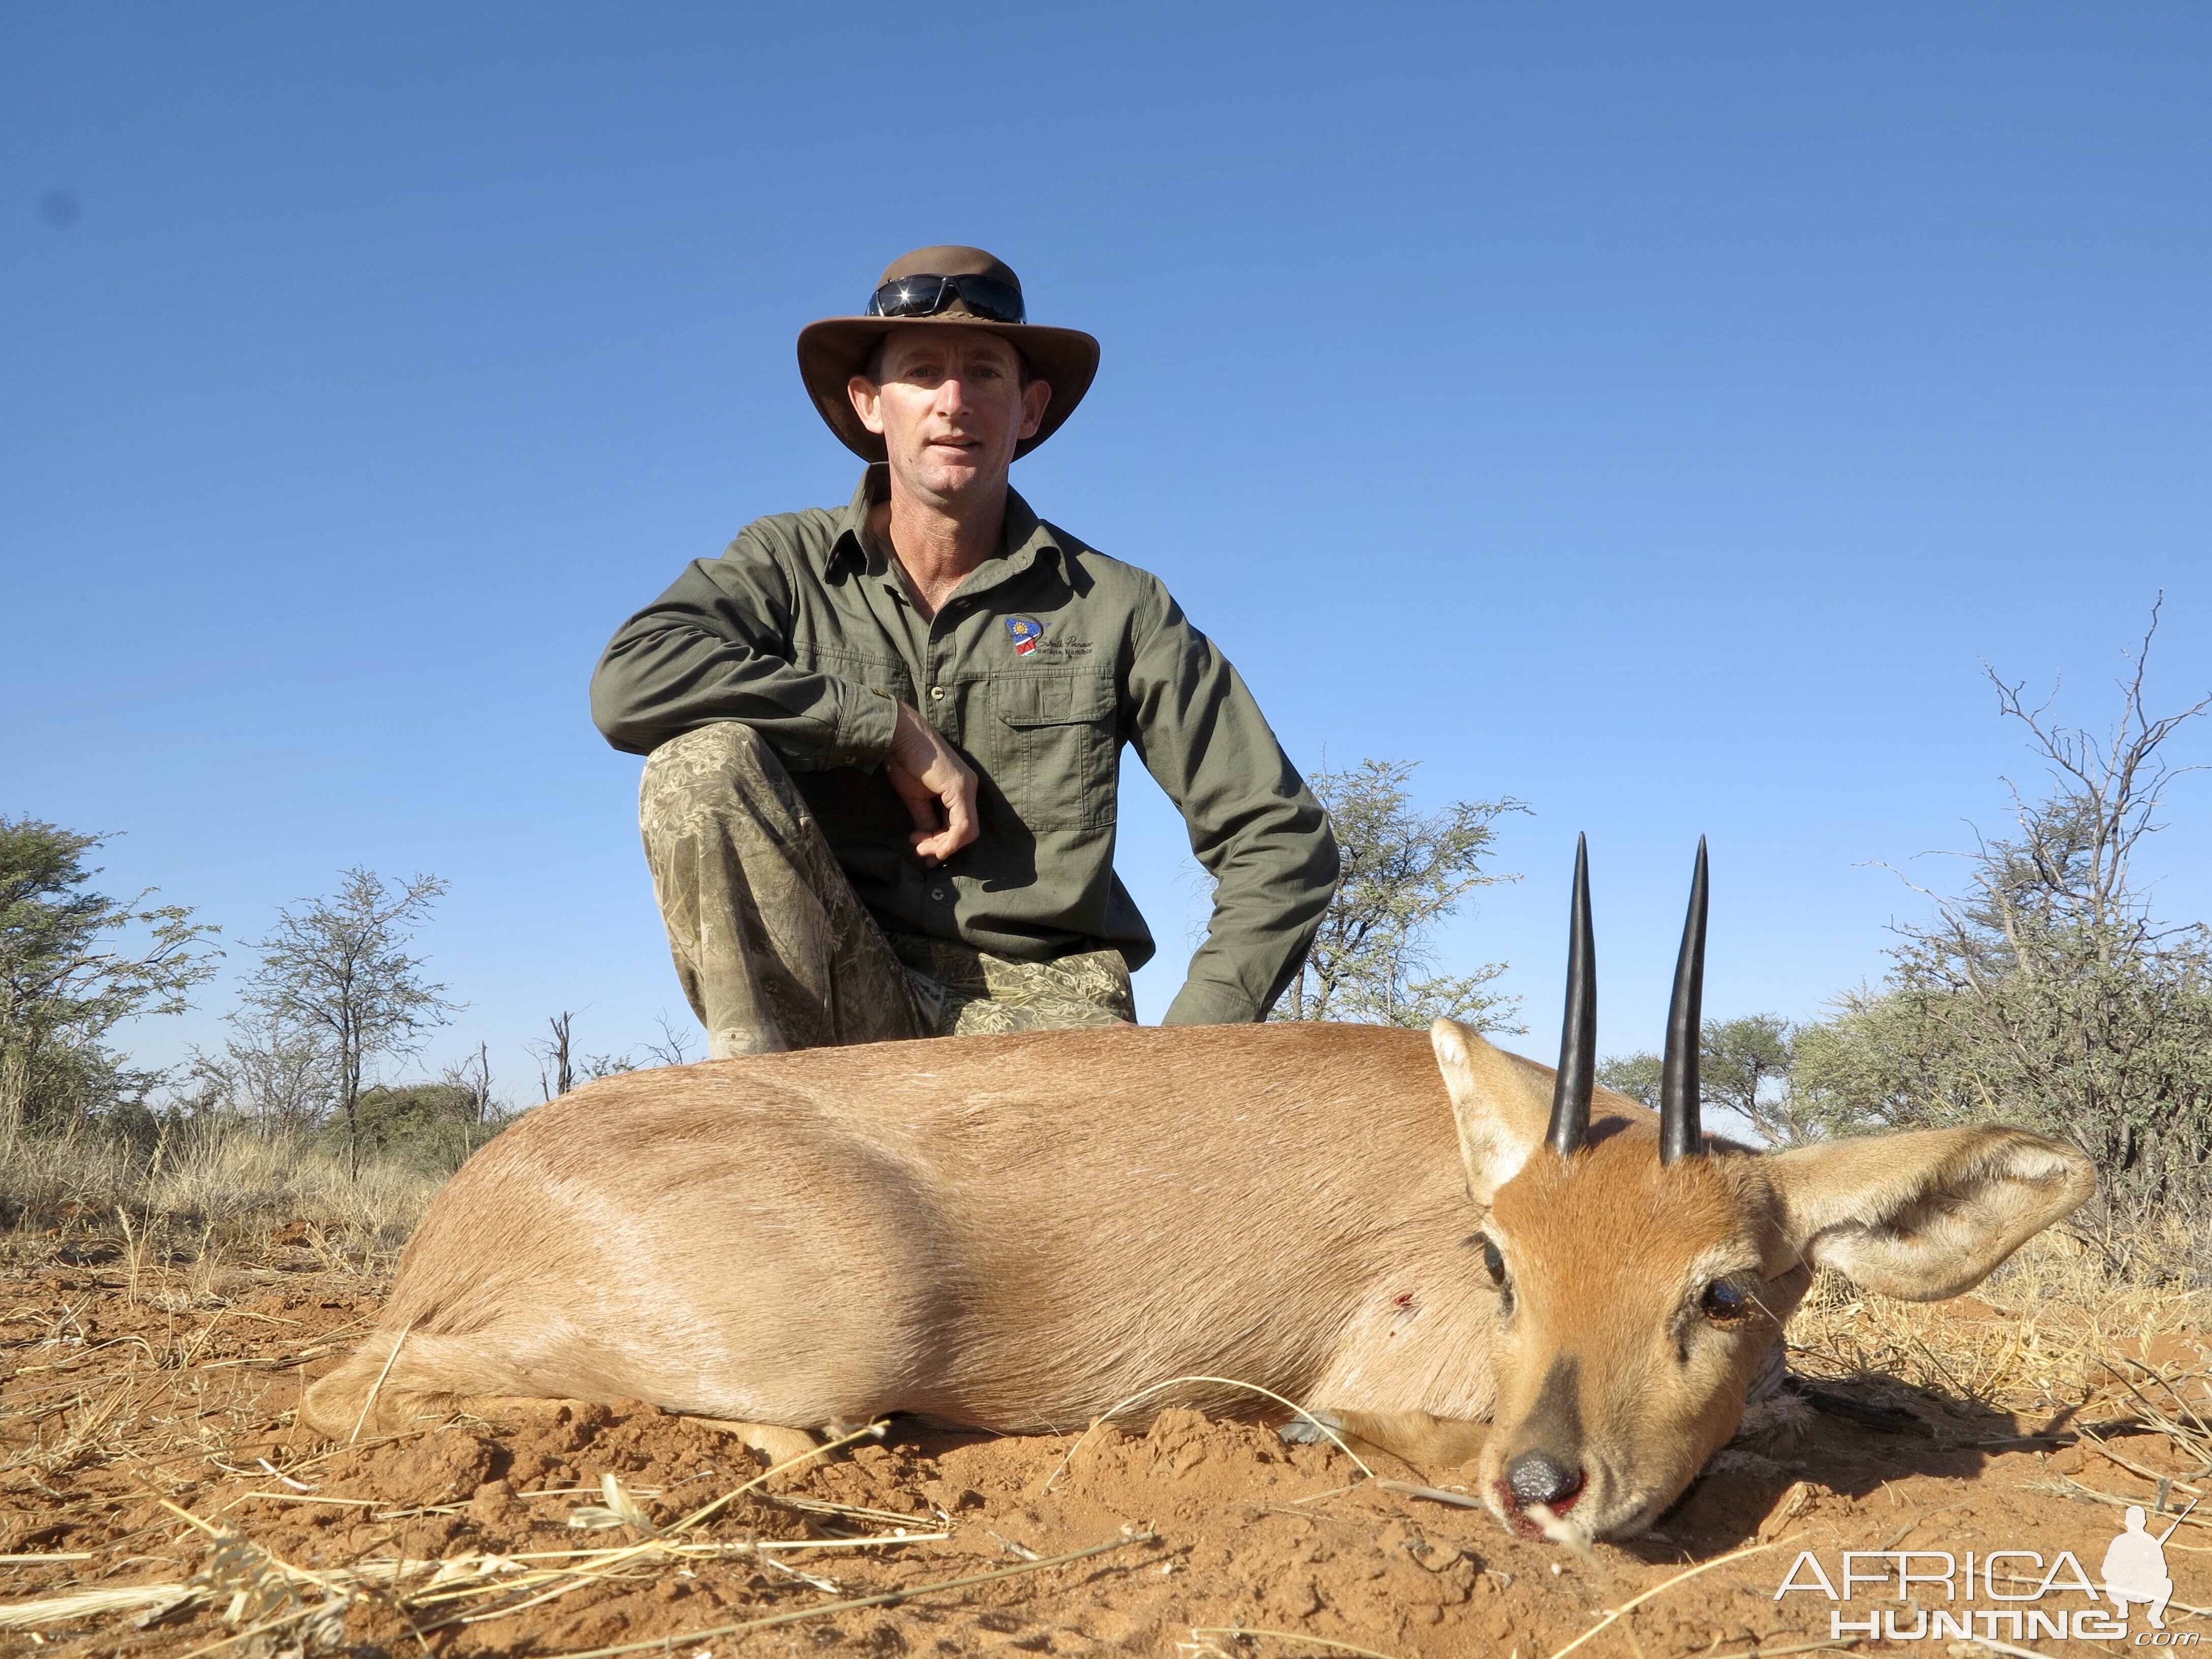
[5,3,2208,1100]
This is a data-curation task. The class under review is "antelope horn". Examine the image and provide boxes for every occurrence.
[1547,834,1595,1156]
[1660,837,1709,1164]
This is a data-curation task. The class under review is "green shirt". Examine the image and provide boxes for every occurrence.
[590,469,1337,1025]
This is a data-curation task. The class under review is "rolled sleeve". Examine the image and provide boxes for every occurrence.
[591,540,900,772]
[830,683,901,770]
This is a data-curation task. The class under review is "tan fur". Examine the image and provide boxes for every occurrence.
[301,1019,2094,1540]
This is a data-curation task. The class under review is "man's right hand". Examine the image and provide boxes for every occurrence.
[883,702,980,867]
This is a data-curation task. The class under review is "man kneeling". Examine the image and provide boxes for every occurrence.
[591,246,1337,1054]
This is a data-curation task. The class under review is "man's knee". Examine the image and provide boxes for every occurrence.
[641,723,795,823]
[648,719,781,778]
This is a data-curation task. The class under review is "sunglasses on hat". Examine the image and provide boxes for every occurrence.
[866,272,1026,325]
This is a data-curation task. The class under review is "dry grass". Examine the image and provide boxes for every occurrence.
[0,1124,438,1501]
[0,1417,1021,1646]
[1788,1218,2212,1559]
[0,1241,1155,1655]
[49,1423,991,1649]
[0,1120,440,1286]
[1788,1221,2210,1419]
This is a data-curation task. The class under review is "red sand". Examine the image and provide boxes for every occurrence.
[1,1248,2205,1656]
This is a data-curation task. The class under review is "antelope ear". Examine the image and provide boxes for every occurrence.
[1430,1018,1554,1204]
[1762,1126,2096,1300]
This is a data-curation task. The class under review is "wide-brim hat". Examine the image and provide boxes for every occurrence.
[796,245,1100,463]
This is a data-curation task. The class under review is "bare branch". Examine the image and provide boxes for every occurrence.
[1827,610,2212,1224]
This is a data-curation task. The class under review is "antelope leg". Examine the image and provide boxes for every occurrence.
[1285,1407,1488,1470]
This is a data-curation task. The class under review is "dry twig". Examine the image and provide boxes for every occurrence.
[1544,1541,1782,1659]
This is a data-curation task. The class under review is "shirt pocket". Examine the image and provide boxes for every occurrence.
[990,672,1117,832]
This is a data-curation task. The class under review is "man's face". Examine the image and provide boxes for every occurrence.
[848,330,1052,508]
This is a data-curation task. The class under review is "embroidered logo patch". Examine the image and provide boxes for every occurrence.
[1003,615,1045,656]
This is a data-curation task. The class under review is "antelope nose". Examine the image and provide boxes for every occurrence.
[1506,1450,1583,1508]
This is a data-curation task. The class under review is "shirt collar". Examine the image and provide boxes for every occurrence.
[828,466,1061,589]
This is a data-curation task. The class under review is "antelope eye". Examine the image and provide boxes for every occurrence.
[1473,1234,1507,1285]
[1700,1279,1754,1323]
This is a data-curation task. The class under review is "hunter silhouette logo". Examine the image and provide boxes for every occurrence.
[2105,1502,2193,1630]
[1775,1500,2200,1645]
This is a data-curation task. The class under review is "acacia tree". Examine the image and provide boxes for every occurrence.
[1598,1014,1822,1146]
[1275,760,1527,1031]
[239,868,453,1172]
[185,1008,336,1136]
[0,818,218,1133]
[1793,611,2212,1230]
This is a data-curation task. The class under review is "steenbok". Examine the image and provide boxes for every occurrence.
[305,840,2092,1540]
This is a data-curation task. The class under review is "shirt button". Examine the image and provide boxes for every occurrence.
[930,886,946,901]
[930,686,945,701]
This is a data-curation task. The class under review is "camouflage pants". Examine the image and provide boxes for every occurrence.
[639,723,1136,1059]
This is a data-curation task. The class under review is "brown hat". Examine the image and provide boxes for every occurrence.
[796,245,1100,463]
